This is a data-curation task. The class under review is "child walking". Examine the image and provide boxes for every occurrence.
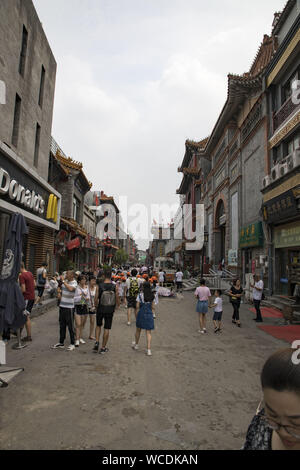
[210,290,223,334]
[151,277,159,319]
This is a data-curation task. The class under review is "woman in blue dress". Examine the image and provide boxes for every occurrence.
[131,282,154,356]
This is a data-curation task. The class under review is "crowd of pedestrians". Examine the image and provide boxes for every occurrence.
[2,260,266,347]
[47,265,160,356]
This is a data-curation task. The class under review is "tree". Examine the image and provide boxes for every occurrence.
[114,249,128,266]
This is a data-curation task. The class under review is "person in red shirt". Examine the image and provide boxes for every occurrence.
[19,262,36,342]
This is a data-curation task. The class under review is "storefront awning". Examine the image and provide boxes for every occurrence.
[61,217,87,238]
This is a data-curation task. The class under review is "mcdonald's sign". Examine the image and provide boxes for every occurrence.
[0,144,61,230]
[46,194,58,223]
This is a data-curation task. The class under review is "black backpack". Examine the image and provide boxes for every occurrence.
[38,269,46,286]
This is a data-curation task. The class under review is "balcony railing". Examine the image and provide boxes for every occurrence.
[273,96,300,133]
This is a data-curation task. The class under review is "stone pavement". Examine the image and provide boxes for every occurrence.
[0,293,289,450]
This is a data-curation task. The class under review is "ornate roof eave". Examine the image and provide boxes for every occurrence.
[204,72,264,155]
[55,151,83,170]
[178,136,209,171]
[185,137,210,152]
[50,152,70,177]
[55,150,93,190]
[60,217,88,238]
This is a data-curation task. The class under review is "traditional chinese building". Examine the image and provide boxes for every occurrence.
[49,139,93,272]
[177,18,281,284]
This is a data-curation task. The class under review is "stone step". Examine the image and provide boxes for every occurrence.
[262,299,300,318]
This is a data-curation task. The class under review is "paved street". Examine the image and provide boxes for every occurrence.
[0,293,288,451]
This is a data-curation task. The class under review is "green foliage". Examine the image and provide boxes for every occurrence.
[114,249,128,266]
[59,257,75,273]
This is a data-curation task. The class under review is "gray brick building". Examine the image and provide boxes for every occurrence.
[0,0,60,275]
[0,0,56,180]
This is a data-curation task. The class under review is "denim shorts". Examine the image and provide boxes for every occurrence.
[196,300,209,314]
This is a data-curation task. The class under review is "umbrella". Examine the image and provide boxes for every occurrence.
[0,213,28,335]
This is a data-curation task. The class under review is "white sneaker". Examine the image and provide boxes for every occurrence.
[146,349,152,356]
[67,345,75,351]
[75,340,80,347]
[79,338,86,344]
[51,343,64,349]
[132,342,139,351]
[200,330,205,335]
[127,322,131,326]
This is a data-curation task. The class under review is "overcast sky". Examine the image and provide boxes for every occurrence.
[33,0,287,250]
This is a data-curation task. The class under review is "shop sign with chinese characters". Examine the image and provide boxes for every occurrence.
[274,222,300,249]
[239,222,264,248]
[262,190,298,224]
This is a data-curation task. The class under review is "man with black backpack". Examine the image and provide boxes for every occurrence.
[93,268,119,354]
[125,268,143,326]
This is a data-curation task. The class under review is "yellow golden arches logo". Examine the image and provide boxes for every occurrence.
[46,194,58,223]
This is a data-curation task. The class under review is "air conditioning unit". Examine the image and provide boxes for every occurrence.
[279,162,289,177]
[286,150,300,171]
[271,164,280,182]
[263,175,271,188]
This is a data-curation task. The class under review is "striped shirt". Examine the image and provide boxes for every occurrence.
[60,280,78,309]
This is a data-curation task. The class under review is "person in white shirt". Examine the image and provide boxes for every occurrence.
[175,270,183,293]
[74,276,91,346]
[158,270,165,287]
[251,275,264,323]
[210,290,223,333]
[51,271,78,351]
